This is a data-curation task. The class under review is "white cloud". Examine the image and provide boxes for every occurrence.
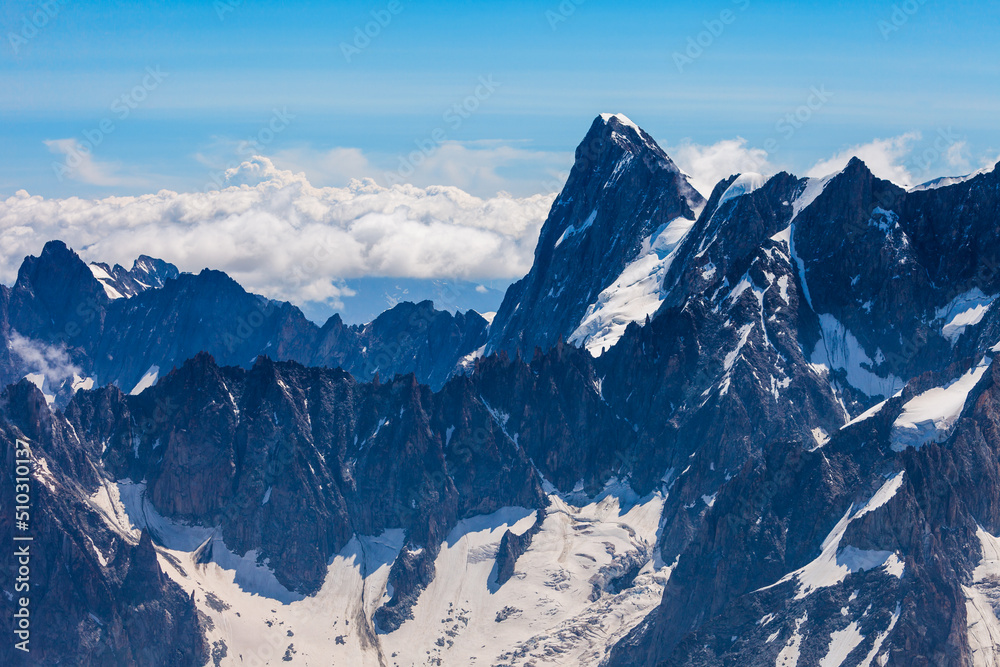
[806,133,921,187]
[44,138,147,187]
[8,333,81,386]
[667,138,773,198]
[271,141,572,199]
[944,141,970,169]
[267,147,376,188]
[0,157,555,308]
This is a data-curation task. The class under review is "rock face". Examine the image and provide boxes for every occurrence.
[487,113,705,356]
[4,114,1000,666]
[494,509,545,586]
[62,352,549,594]
[0,241,489,396]
[0,381,208,667]
[89,255,181,299]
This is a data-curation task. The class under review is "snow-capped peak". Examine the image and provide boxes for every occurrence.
[909,162,997,192]
[718,172,766,206]
[599,112,642,134]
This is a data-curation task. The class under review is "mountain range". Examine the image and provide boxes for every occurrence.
[3,112,1000,666]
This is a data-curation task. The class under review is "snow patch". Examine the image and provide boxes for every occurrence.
[71,374,95,392]
[840,398,890,430]
[810,427,830,449]
[555,209,598,247]
[910,165,994,191]
[859,604,900,667]
[935,288,998,345]
[380,491,670,667]
[32,456,58,493]
[771,226,792,246]
[570,216,695,355]
[456,344,486,372]
[718,172,766,207]
[811,314,903,398]
[599,112,642,134]
[88,263,126,300]
[129,365,160,395]
[891,358,990,451]
[23,372,55,404]
[724,324,755,371]
[763,473,905,599]
[791,174,835,221]
[819,621,864,667]
[965,526,1000,667]
[169,527,405,666]
[776,612,808,666]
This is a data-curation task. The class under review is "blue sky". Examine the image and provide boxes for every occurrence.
[1,0,998,322]
[3,0,999,199]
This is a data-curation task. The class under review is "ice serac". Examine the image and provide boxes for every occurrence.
[486,113,705,357]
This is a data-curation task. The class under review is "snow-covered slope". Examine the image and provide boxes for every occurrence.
[95,475,667,667]
[569,216,694,354]
[891,358,991,451]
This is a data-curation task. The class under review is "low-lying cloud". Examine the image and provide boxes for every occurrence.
[806,133,922,187]
[667,138,773,197]
[271,141,572,200]
[671,133,997,195]
[8,333,82,386]
[0,157,556,308]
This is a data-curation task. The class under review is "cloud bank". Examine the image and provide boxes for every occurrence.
[806,133,922,187]
[671,133,996,195]
[667,138,773,197]
[271,141,572,200]
[0,157,555,308]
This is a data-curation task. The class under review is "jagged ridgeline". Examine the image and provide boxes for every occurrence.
[3,113,1000,666]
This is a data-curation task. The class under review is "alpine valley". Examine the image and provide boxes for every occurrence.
[4,113,1000,666]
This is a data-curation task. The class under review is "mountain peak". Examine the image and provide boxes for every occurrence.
[14,239,107,306]
[845,155,872,174]
[88,254,180,300]
[487,114,705,355]
[580,113,679,173]
[598,112,642,133]
[40,239,74,257]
